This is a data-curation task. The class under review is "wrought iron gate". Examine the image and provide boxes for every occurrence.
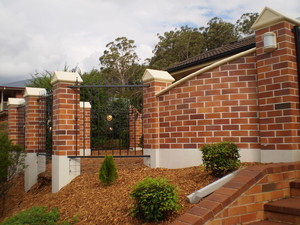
[37,91,53,158]
[77,84,147,157]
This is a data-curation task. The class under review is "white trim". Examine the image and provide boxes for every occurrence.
[80,101,91,109]
[252,7,300,31]
[7,98,25,106]
[51,71,83,85]
[24,87,46,97]
[142,69,175,84]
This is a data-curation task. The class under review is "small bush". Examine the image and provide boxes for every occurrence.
[200,141,240,177]
[98,155,118,185]
[1,206,60,225]
[130,177,181,222]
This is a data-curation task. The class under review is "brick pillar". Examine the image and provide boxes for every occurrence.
[79,101,91,156]
[51,71,83,192]
[252,7,300,162]
[23,87,47,191]
[7,98,25,145]
[142,69,175,167]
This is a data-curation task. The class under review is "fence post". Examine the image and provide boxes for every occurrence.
[51,71,83,193]
[142,69,175,167]
[23,87,47,191]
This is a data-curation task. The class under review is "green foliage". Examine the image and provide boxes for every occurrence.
[200,142,240,177]
[235,12,259,36]
[149,26,204,70]
[0,206,78,225]
[202,17,239,50]
[99,37,141,86]
[26,65,81,91]
[0,133,26,216]
[130,177,181,222]
[149,12,258,70]
[1,206,60,225]
[0,121,8,137]
[98,155,118,185]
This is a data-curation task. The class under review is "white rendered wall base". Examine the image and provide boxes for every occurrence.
[52,155,80,193]
[239,148,261,162]
[261,150,300,163]
[24,153,38,192]
[144,149,203,168]
[37,155,46,174]
[143,148,272,169]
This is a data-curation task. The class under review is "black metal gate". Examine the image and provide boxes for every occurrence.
[75,84,148,158]
[37,91,53,158]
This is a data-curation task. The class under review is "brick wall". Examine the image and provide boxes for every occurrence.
[155,53,259,150]
[255,21,300,151]
[8,104,25,146]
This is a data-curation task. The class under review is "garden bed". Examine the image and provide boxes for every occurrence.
[1,158,217,224]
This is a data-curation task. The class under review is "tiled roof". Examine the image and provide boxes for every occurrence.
[0,79,29,88]
[167,35,256,73]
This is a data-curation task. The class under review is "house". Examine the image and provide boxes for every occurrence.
[142,7,300,168]
[0,80,28,121]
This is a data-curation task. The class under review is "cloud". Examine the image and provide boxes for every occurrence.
[0,0,300,82]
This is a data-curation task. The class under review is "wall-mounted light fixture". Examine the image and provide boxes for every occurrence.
[263,32,277,52]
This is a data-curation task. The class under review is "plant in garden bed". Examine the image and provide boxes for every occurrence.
[130,176,181,222]
[98,155,118,185]
[200,141,240,177]
[0,133,26,217]
[1,206,78,225]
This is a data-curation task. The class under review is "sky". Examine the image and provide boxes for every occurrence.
[1,0,300,84]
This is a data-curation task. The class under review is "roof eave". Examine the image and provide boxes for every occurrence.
[167,43,256,73]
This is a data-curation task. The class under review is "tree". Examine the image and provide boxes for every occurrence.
[235,12,259,36]
[202,17,239,50]
[99,37,140,85]
[149,26,204,70]
[26,64,81,91]
[0,133,25,216]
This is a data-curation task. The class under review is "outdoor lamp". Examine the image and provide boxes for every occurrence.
[263,32,277,52]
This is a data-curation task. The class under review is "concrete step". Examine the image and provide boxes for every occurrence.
[264,197,300,224]
[290,180,300,197]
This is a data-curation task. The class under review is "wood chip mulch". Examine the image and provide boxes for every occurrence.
[1,158,218,225]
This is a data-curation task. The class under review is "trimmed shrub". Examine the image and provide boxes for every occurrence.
[130,177,181,222]
[98,155,118,185]
[200,141,240,177]
[1,206,61,225]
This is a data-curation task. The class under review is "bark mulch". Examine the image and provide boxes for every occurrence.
[1,158,217,225]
